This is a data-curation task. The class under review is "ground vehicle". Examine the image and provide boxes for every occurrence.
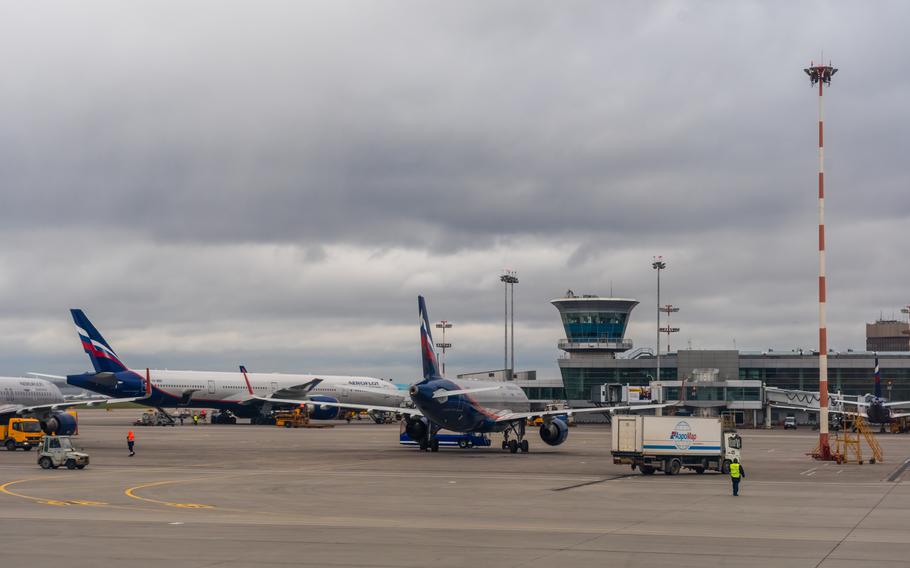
[784,415,797,430]
[1,418,44,451]
[275,408,309,428]
[134,409,175,426]
[210,410,237,424]
[612,416,742,475]
[37,436,89,470]
[527,403,575,427]
[399,422,491,449]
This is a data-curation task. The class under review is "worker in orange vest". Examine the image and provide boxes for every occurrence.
[127,430,136,456]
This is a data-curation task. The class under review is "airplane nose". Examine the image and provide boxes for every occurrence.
[409,385,419,396]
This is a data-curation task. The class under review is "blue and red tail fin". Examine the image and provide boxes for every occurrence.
[874,353,882,398]
[418,296,441,382]
[70,309,128,373]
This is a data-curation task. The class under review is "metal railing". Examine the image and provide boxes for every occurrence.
[558,338,633,351]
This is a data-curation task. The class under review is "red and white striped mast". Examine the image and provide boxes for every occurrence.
[804,60,838,460]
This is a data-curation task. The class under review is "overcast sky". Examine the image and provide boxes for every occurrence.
[1,1,908,382]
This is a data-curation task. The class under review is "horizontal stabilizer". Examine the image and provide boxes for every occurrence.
[433,386,500,399]
[27,373,68,385]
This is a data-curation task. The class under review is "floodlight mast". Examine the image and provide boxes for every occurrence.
[804,60,838,461]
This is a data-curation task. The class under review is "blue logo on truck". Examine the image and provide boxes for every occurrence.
[669,421,697,450]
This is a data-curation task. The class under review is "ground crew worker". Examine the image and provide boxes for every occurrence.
[192,414,199,426]
[127,430,135,456]
[200,409,207,423]
[730,458,744,496]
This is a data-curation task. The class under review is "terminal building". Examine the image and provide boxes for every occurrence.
[550,291,910,426]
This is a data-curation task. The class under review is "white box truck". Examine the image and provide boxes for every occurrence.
[612,416,742,475]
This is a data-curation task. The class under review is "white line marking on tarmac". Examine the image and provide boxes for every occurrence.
[800,467,818,475]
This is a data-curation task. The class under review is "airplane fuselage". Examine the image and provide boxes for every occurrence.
[67,369,404,418]
[409,378,529,433]
[0,377,66,409]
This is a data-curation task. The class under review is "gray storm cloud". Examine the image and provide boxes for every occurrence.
[0,1,908,381]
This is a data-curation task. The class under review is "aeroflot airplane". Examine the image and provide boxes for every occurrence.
[773,354,910,426]
[0,376,136,436]
[259,296,673,452]
[59,310,405,423]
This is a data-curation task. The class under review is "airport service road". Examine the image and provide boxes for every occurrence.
[1,411,910,568]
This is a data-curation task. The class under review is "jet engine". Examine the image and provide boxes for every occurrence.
[539,418,569,446]
[305,396,341,421]
[405,416,429,441]
[42,412,78,436]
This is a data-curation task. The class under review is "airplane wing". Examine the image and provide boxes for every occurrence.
[1,396,145,420]
[883,401,910,408]
[272,379,323,399]
[248,395,423,416]
[493,402,677,423]
[770,404,861,417]
[891,412,910,418]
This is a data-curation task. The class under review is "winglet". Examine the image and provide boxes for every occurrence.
[145,368,152,397]
[240,365,254,395]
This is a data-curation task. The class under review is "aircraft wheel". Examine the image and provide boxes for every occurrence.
[501,440,508,450]
[520,440,529,453]
[430,440,440,452]
[39,457,53,470]
[508,440,519,454]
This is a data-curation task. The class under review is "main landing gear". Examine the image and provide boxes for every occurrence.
[501,421,529,453]
[418,422,442,452]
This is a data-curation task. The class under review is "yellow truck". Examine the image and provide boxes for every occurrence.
[1,418,44,451]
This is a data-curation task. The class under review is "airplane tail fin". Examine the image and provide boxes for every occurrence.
[71,309,128,373]
[418,296,441,382]
[874,353,882,398]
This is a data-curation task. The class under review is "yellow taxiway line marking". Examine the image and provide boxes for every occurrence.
[124,480,214,509]
[0,478,107,507]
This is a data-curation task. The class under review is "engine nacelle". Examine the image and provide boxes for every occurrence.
[305,396,340,421]
[42,412,78,436]
[539,418,569,446]
[405,416,429,441]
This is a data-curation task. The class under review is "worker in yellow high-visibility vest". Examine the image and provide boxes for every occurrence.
[730,458,745,496]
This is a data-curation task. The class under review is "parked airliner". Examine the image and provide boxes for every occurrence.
[63,310,405,423]
[259,296,673,452]
[1,375,135,436]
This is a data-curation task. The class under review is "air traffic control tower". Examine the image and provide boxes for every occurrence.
[551,291,639,405]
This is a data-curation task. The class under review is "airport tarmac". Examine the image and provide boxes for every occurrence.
[1,410,909,568]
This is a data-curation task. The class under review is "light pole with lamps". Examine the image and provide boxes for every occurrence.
[435,321,453,377]
[652,257,667,382]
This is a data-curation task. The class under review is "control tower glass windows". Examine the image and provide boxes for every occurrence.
[561,312,628,342]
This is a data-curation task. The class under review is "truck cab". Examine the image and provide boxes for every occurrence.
[2,418,44,451]
[723,431,742,472]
